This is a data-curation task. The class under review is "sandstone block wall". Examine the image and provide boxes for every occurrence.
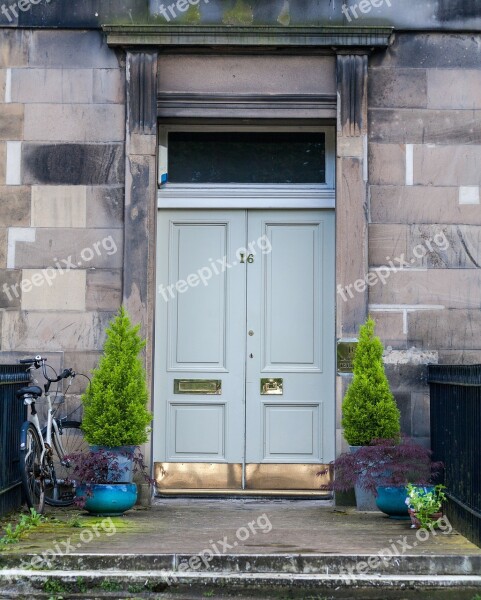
[0,29,125,401]
[368,33,481,445]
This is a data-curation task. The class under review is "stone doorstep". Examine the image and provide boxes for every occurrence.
[2,554,481,598]
[1,553,481,575]
[1,568,481,594]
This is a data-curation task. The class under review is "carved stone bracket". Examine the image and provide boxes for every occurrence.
[337,53,368,138]
[127,50,158,135]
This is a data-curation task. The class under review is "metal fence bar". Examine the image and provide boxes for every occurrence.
[428,365,481,548]
[0,365,30,517]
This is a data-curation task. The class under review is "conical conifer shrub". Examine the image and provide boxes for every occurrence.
[81,306,152,447]
[341,317,401,447]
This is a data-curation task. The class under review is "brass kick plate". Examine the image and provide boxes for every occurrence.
[154,462,331,493]
[155,463,242,490]
[246,463,330,490]
[260,378,283,395]
[174,379,222,395]
[157,489,332,498]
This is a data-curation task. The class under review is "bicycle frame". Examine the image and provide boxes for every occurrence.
[25,392,68,470]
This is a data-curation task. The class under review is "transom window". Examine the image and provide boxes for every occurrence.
[167,131,327,185]
[157,125,335,208]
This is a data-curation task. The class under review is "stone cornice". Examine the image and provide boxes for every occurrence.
[103,25,394,49]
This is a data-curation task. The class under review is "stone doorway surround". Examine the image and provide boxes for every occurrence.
[103,24,393,463]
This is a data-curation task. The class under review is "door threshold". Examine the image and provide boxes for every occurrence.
[155,488,332,498]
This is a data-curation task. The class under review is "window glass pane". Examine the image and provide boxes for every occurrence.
[168,132,326,184]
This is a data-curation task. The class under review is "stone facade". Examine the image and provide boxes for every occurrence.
[0,14,480,460]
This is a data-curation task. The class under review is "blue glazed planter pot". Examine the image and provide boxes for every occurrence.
[376,486,410,519]
[76,483,137,516]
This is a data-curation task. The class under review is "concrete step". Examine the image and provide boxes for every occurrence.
[2,552,481,574]
[1,568,481,599]
[1,553,481,599]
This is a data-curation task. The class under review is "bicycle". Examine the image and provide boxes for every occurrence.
[17,355,88,513]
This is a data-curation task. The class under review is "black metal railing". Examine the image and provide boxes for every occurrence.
[0,365,31,517]
[428,364,481,547]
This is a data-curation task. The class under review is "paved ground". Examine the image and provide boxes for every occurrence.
[2,498,478,556]
[1,499,480,599]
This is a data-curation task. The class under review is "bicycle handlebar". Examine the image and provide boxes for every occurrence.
[19,356,43,365]
[19,356,76,384]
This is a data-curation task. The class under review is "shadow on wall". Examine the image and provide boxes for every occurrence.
[436,0,480,21]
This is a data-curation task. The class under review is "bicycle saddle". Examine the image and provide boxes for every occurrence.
[16,386,42,398]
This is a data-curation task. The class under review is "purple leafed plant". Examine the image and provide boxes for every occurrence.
[318,437,443,496]
[64,447,154,507]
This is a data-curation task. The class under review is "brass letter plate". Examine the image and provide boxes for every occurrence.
[174,379,222,395]
[260,378,283,395]
[337,339,358,374]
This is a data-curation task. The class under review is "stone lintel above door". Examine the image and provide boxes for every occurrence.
[103,25,393,49]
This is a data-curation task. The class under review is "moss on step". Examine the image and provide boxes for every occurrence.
[223,0,254,25]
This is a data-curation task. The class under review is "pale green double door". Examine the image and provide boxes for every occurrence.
[154,210,335,491]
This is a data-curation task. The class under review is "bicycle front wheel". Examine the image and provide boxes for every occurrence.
[20,423,45,514]
[44,421,87,507]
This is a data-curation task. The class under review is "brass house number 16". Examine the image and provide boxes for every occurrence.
[239,254,255,264]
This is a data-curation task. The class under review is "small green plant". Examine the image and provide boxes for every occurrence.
[76,576,87,593]
[67,514,83,528]
[0,509,45,548]
[128,582,147,593]
[100,579,122,592]
[81,306,152,447]
[341,317,401,446]
[406,484,447,529]
[203,591,215,598]
[44,579,66,594]
[25,508,43,526]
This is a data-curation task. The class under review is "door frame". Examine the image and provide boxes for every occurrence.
[154,123,336,493]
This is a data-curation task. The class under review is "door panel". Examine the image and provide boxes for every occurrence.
[264,404,320,458]
[170,223,228,370]
[169,404,225,457]
[264,224,320,370]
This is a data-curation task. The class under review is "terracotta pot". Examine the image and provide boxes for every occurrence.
[408,508,443,529]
